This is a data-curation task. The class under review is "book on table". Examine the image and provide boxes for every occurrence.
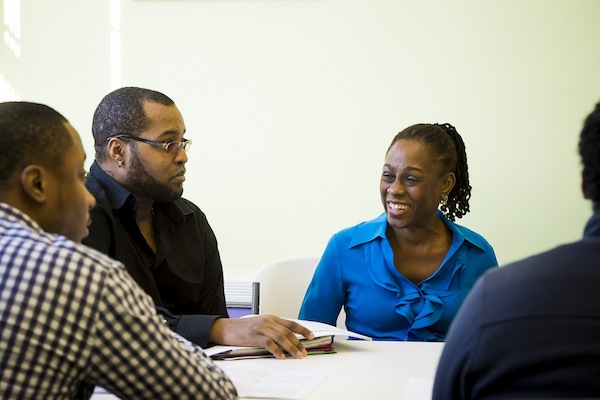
[204,318,371,361]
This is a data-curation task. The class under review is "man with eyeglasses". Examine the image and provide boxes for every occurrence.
[83,86,313,359]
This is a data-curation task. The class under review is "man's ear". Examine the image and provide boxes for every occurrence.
[106,137,124,162]
[20,165,47,203]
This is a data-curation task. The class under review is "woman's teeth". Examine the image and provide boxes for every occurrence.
[389,202,409,211]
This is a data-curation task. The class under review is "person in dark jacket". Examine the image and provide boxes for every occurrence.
[433,99,600,399]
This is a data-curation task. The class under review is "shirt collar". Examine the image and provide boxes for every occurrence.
[348,213,388,247]
[349,210,489,252]
[583,209,600,238]
[0,202,44,234]
[89,161,138,212]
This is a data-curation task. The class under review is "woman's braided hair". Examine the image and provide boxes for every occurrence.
[387,123,471,221]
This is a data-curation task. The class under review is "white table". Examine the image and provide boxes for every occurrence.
[216,339,444,399]
[92,340,444,400]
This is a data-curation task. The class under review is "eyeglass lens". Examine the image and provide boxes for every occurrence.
[167,140,192,154]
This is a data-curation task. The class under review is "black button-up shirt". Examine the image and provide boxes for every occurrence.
[83,161,228,347]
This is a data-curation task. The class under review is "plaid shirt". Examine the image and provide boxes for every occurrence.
[0,203,237,399]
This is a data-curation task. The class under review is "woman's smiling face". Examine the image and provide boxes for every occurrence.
[380,139,455,231]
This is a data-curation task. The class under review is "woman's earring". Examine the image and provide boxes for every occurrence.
[440,194,448,206]
[118,160,123,168]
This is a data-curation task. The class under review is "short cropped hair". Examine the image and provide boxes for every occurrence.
[579,101,600,207]
[92,87,175,162]
[0,102,71,190]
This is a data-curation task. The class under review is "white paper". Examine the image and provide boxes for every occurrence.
[402,378,433,400]
[285,319,372,341]
[218,363,328,399]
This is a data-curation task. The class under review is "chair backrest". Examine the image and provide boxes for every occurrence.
[251,254,321,319]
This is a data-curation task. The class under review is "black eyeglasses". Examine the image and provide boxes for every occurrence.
[108,134,192,155]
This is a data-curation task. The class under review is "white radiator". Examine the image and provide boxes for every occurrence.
[224,272,253,308]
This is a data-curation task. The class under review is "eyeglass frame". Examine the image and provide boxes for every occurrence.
[107,133,192,154]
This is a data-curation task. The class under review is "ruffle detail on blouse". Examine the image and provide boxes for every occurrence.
[366,238,468,341]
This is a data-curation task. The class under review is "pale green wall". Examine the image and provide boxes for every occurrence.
[2,0,599,273]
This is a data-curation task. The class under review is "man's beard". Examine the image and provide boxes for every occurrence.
[129,149,183,202]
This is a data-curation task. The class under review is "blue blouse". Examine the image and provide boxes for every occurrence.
[299,211,498,341]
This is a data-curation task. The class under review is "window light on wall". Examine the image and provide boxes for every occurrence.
[3,0,21,58]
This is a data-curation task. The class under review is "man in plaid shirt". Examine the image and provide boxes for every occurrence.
[0,101,238,399]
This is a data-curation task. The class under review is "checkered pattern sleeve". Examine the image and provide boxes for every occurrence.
[0,203,237,399]
[87,260,238,399]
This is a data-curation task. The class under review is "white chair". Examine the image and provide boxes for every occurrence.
[251,253,346,328]
[251,254,321,318]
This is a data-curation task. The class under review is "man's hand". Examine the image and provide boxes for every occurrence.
[210,315,315,359]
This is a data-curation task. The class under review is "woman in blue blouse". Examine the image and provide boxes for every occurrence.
[299,123,498,341]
